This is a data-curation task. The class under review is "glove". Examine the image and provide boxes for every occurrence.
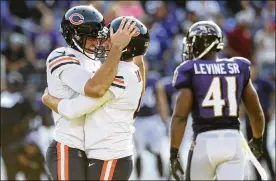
[170,147,184,181]
[248,136,263,159]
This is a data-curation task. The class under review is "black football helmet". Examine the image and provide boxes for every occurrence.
[60,5,109,60]
[108,16,150,61]
[182,21,224,61]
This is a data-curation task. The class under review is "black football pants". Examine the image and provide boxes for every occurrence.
[46,140,87,180]
[86,155,133,180]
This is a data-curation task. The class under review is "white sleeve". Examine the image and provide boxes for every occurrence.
[108,75,125,98]
[49,54,81,77]
[57,90,113,119]
[59,66,92,95]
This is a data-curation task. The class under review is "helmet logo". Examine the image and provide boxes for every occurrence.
[69,13,84,25]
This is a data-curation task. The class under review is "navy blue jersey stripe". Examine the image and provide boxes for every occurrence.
[111,83,125,89]
[115,76,124,79]
[48,54,76,63]
[51,62,80,74]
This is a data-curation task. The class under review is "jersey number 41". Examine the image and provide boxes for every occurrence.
[202,76,238,117]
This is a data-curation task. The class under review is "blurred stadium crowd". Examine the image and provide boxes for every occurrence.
[1,0,275,180]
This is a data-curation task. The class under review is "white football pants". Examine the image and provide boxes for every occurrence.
[186,129,247,180]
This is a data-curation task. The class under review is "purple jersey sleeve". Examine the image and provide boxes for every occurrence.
[234,57,251,87]
[172,61,194,89]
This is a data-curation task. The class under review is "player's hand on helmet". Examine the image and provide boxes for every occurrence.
[249,136,263,159]
[170,148,184,181]
[110,17,139,50]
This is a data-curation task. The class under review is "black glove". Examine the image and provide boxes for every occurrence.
[248,136,263,159]
[170,147,184,181]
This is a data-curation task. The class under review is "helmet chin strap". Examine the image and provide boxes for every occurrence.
[193,39,219,60]
[72,38,96,60]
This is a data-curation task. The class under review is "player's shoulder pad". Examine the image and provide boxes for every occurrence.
[229,57,251,74]
[173,60,194,89]
[230,56,251,66]
[174,60,194,74]
[46,47,80,74]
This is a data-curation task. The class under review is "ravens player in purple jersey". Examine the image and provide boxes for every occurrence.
[169,21,265,180]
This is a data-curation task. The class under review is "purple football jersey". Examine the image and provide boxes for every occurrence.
[173,57,251,134]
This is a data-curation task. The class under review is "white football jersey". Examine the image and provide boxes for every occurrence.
[46,46,101,150]
[84,61,143,160]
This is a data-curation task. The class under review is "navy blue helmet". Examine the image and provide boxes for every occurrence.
[182,21,224,61]
[108,16,150,61]
[60,5,109,59]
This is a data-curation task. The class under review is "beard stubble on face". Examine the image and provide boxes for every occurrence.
[84,37,111,54]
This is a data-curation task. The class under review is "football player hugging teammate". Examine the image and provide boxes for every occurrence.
[42,13,150,180]
[42,5,140,180]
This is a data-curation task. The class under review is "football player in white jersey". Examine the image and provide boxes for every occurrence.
[42,16,149,180]
[44,5,139,180]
